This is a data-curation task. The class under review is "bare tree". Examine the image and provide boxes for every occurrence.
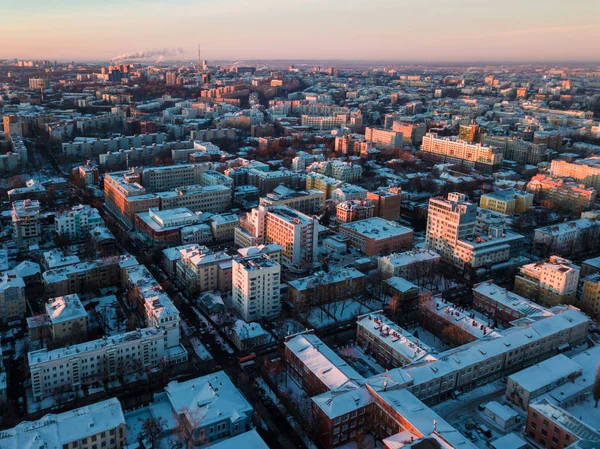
[141,415,167,448]
[171,408,203,449]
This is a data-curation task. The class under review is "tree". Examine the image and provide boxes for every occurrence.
[171,408,203,449]
[141,416,167,448]
[594,363,600,408]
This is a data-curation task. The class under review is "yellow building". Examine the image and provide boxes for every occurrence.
[580,274,600,321]
[480,189,534,215]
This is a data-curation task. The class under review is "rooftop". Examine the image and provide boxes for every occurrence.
[46,294,87,325]
[285,332,363,391]
[340,217,413,240]
[0,398,125,449]
[358,313,431,362]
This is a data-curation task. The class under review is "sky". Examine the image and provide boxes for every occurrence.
[2,0,599,62]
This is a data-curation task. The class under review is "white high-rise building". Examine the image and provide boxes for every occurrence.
[232,254,281,321]
[425,193,477,263]
[237,205,319,269]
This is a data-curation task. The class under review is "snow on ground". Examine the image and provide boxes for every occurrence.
[336,343,385,377]
[190,337,213,360]
[303,307,335,328]
[213,333,235,354]
[269,318,305,340]
[256,377,280,404]
[324,298,370,322]
[93,295,126,336]
[406,326,451,353]
[180,320,193,337]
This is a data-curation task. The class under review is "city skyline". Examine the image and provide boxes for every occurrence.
[3,0,600,62]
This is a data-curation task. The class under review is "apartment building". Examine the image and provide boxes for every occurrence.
[124,264,181,347]
[527,174,597,213]
[232,254,281,321]
[126,371,253,446]
[291,151,316,170]
[366,187,402,221]
[174,245,232,295]
[506,354,583,410]
[104,169,231,226]
[425,193,477,263]
[285,331,363,397]
[45,294,88,342]
[483,135,548,164]
[421,132,503,173]
[55,204,103,241]
[421,295,500,346]
[472,281,552,326]
[378,249,441,280]
[550,158,600,190]
[157,185,232,213]
[334,134,370,155]
[288,268,364,307]
[239,205,319,269]
[526,400,600,449]
[301,114,347,130]
[12,199,41,249]
[0,272,26,325]
[533,218,600,257]
[61,132,168,158]
[29,325,187,401]
[339,217,413,256]
[0,398,126,449]
[288,308,588,449]
[336,199,375,224]
[305,172,346,198]
[246,168,296,195]
[210,213,240,242]
[139,163,210,192]
[309,160,363,183]
[42,255,139,297]
[480,189,534,215]
[331,185,368,205]
[426,193,524,272]
[364,127,403,149]
[259,186,325,215]
[514,257,580,307]
[579,273,600,320]
[391,122,426,146]
[356,313,431,368]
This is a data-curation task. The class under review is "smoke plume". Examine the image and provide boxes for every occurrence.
[111,47,185,63]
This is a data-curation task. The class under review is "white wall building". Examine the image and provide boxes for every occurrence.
[232,254,281,321]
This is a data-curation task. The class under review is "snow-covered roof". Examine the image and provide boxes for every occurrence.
[285,332,363,391]
[508,354,582,392]
[0,398,124,449]
[210,430,269,449]
[490,432,528,449]
[289,268,364,291]
[473,280,552,318]
[339,217,413,240]
[379,249,440,268]
[233,320,268,340]
[43,249,80,270]
[384,276,419,293]
[45,294,87,325]
[164,371,252,428]
[358,313,431,363]
[484,401,519,421]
